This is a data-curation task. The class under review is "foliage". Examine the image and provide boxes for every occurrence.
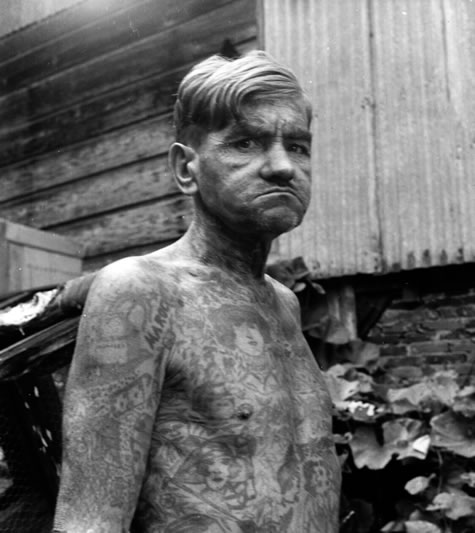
[269,258,475,533]
[331,365,475,533]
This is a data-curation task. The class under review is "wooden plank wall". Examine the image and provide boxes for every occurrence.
[0,0,257,272]
[0,0,82,39]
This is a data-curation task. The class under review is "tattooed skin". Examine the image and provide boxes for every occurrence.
[54,97,341,532]
[54,252,340,532]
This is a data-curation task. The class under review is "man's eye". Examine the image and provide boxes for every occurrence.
[233,138,256,150]
[288,143,310,156]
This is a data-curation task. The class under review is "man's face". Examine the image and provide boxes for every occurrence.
[192,97,312,239]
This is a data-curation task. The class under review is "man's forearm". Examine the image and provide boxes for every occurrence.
[54,358,158,532]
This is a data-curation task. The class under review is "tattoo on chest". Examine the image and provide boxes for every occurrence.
[133,279,340,531]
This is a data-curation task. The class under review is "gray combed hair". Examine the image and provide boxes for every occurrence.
[173,50,311,145]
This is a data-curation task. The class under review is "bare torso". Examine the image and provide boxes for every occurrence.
[128,253,341,532]
[54,82,340,532]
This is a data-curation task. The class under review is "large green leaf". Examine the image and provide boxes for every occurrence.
[405,475,432,495]
[430,411,475,458]
[350,419,429,469]
[453,385,475,418]
[405,521,441,533]
[427,490,475,520]
[323,364,360,405]
[386,371,460,415]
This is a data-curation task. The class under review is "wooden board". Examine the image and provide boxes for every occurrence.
[0,0,257,268]
[0,115,173,203]
[0,28,255,162]
[0,64,181,140]
[0,33,256,147]
[84,240,176,272]
[0,155,177,228]
[0,0,237,94]
[0,0,143,64]
[0,0,256,134]
[0,219,83,296]
[53,195,193,257]
[3,219,82,255]
[6,244,82,294]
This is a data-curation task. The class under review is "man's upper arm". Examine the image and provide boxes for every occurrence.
[54,258,167,532]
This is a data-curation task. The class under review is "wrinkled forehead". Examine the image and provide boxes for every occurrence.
[229,97,312,138]
[239,94,311,124]
[185,95,312,148]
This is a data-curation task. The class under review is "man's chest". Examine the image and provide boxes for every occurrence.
[156,288,333,443]
[137,280,340,530]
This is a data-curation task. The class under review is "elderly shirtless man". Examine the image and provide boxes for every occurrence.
[53,51,341,532]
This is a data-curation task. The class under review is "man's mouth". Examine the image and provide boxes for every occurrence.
[258,188,299,199]
[257,188,304,208]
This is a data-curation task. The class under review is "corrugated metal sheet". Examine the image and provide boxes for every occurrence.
[263,0,475,278]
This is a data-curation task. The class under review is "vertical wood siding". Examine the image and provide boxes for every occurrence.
[0,0,258,271]
[263,0,475,277]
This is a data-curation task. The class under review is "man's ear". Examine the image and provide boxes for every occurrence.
[168,142,199,196]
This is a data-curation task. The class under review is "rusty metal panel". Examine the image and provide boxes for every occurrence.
[441,0,475,266]
[371,0,475,271]
[263,0,475,277]
[263,0,380,277]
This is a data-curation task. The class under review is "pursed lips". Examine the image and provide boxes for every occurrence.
[256,188,302,203]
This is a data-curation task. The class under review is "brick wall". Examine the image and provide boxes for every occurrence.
[367,288,475,381]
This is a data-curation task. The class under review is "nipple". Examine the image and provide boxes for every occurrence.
[236,403,254,421]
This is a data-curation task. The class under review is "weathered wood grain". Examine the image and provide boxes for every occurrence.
[0,0,256,269]
[0,155,177,228]
[4,219,82,255]
[0,70,178,166]
[84,240,176,272]
[0,114,173,203]
[0,0,256,130]
[0,32,256,163]
[0,29,256,168]
[0,31,256,139]
[0,26,256,136]
[52,195,193,257]
[0,0,237,94]
[0,0,143,64]
[0,218,83,297]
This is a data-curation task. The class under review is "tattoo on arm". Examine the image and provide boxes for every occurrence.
[54,262,168,531]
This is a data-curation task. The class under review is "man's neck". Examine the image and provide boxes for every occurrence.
[181,210,272,281]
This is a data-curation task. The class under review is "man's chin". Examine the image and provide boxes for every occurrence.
[258,209,305,237]
[221,206,307,239]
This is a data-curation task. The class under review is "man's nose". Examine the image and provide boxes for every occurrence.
[259,143,295,183]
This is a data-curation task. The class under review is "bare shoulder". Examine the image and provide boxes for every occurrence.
[84,253,182,314]
[89,255,164,298]
[266,274,301,314]
[73,254,180,373]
